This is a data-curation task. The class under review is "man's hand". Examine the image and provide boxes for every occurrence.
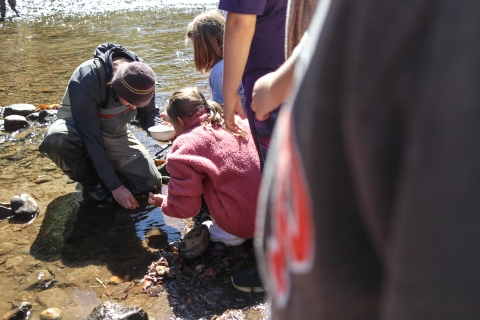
[148,192,166,207]
[112,185,139,209]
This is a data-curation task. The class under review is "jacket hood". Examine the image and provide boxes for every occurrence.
[93,43,143,82]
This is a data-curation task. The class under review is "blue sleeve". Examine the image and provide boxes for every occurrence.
[209,61,224,104]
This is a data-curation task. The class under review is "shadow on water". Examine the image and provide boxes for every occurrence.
[29,191,267,319]
[31,193,184,278]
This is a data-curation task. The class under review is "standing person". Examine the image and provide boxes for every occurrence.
[0,0,19,19]
[219,0,288,170]
[250,0,318,121]
[186,10,244,107]
[258,0,480,319]
[39,43,162,210]
[147,87,261,248]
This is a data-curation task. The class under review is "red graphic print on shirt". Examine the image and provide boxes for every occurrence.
[266,108,315,308]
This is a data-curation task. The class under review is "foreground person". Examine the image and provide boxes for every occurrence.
[257,0,480,318]
[39,43,162,209]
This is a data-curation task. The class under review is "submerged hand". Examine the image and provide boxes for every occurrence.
[148,192,166,207]
[112,185,139,209]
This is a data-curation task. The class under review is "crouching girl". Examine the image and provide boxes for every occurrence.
[148,87,261,245]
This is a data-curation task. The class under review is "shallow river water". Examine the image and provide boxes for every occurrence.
[0,1,267,319]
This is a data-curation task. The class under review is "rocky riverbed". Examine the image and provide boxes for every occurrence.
[0,104,267,319]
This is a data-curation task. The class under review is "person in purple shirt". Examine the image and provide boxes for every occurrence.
[219,0,288,170]
[218,0,288,293]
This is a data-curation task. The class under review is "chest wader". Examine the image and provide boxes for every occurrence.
[39,72,161,195]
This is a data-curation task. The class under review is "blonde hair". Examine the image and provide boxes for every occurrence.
[187,10,225,74]
[167,87,240,135]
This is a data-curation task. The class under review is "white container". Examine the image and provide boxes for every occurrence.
[148,124,176,141]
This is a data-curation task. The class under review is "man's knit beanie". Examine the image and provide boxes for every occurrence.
[112,62,156,107]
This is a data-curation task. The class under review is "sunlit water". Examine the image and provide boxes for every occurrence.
[0,1,266,319]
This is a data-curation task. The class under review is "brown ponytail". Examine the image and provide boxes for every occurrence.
[166,87,244,136]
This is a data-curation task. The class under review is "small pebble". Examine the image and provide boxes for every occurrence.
[155,265,170,277]
[194,264,205,273]
[108,276,123,285]
[40,307,62,319]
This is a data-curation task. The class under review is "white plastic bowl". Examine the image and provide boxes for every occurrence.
[148,124,176,141]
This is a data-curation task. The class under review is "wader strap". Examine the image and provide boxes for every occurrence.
[98,105,135,118]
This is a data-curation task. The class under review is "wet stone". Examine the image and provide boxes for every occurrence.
[34,175,54,184]
[87,301,149,320]
[4,104,36,117]
[3,301,33,320]
[5,256,24,269]
[178,224,210,260]
[0,204,12,217]
[108,276,123,285]
[11,194,40,218]
[0,242,16,255]
[155,265,169,277]
[36,288,69,308]
[26,112,39,121]
[38,110,57,123]
[39,307,62,320]
[26,269,53,288]
[42,165,57,172]
[4,115,28,132]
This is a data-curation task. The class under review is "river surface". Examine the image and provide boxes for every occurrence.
[0,1,267,319]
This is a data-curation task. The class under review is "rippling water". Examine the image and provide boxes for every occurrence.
[0,0,218,107]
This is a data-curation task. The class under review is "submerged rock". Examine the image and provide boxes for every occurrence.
[4,104,36,117]
[87,301,149,320]
[178,224,210,260]
[0,204,12,217]
[11,194,40,218]
[4,115,28,132]
[39,307,62,319]
[38,110,57,123]
[3,301,32,320]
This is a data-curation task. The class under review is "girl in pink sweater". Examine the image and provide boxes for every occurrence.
[148,87,261,242]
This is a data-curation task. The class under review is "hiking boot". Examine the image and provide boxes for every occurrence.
[231,267,265,293]
[83,183,115,205]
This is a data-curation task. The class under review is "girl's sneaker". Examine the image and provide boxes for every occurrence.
[202,220,247,246]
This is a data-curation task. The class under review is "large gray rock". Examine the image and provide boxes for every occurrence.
[88,301,149,320]
[11,194,40,218]
[4,104,36,117]
[4,115,28,131]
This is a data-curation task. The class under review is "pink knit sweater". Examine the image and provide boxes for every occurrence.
[161,109,261,239]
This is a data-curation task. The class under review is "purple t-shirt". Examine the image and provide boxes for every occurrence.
[219,0,287,76]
